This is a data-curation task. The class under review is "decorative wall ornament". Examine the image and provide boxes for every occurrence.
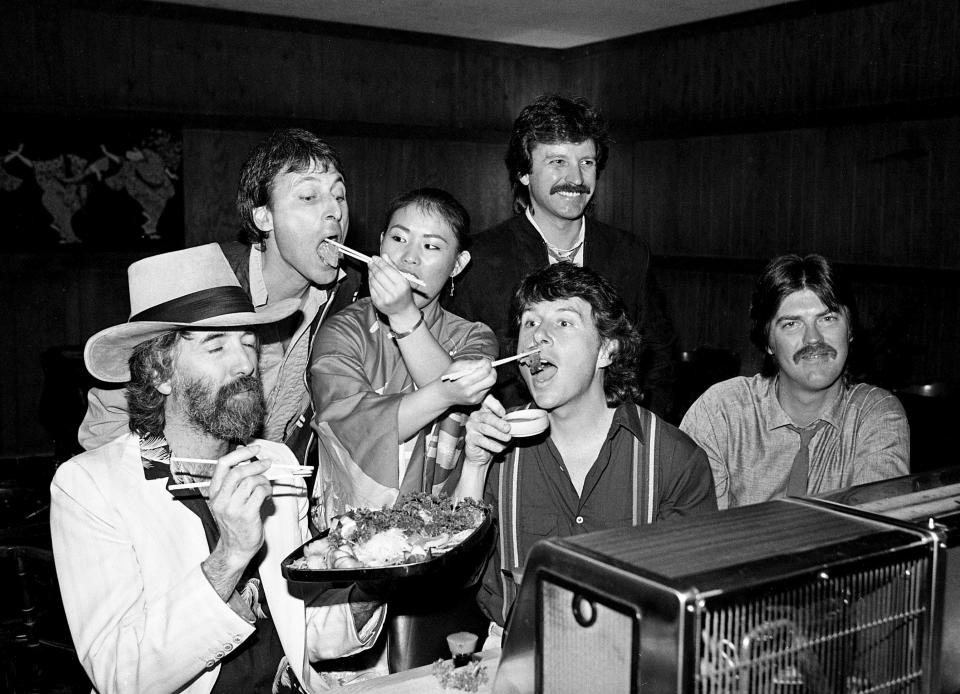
[1,126,183,250]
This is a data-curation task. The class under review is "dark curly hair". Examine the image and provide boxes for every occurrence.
[750,253,856,377]
[126,331,181,437]
[237,128,344,245]
[505,94,610,214]
[511,262,642,406]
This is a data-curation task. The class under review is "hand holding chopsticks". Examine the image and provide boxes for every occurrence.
[441,348,542,382]
[323,240,427,288]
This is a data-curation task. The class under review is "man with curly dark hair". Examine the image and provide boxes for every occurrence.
[456,263,715,639]
[447,93,678,418]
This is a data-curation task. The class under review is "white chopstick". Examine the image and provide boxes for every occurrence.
[323,240,427,288]
[441,348,541,382]
[168,467,313,491]
[171,457,308,471]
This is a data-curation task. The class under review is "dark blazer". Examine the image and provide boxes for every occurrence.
[445,214,677,418]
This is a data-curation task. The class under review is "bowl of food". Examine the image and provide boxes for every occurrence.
[282,493,492,587]
[504,409,549,438]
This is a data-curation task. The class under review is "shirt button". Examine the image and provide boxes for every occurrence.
[224,644,233,652]
[205,660,215,668]
[216,651,224,659]
[575,516,584,524]
[233,635,242,643]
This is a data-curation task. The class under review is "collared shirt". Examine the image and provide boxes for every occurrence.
[679,374,910,509]
[477,401,715,625]
[524,207,586,266]
[249,245,343,443]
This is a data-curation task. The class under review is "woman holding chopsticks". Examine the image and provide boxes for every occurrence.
[309,187,498,525]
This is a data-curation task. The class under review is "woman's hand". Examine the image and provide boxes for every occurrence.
[368,255,418,321]
[439,359,496,408]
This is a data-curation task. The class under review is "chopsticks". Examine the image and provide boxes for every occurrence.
[441,348,541,382]
[168,458,313,490]
[323,240,427,288]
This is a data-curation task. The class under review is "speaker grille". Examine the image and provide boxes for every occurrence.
[540,580,636,693]
[697,557,928,693]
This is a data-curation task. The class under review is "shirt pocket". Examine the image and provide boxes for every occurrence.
[520,513,560,539]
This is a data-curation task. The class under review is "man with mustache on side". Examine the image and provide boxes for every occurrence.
[446,94,678,418]
[680,253,910,509]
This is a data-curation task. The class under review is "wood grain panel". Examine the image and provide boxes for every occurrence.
[3,1,558,132]
[0,252,147,455]
[633,118,960,269]
[567,0,960,130]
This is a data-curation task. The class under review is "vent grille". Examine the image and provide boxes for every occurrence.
[697,558,928,693]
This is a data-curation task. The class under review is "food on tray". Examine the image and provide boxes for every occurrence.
[433,658,489,692]
[292,492,488,570]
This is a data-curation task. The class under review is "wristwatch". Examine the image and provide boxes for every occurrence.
[388,311,424,340]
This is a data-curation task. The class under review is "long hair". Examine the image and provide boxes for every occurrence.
[237,128,344,245]
[126,331,181,437]
[511,263,642,406]
[505,94,610,214]
[381,187,472,252]
[749,253,856,377]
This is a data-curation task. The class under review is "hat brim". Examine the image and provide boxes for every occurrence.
[84,298,301,383]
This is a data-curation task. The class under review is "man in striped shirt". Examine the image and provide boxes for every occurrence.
[455,262,716,638]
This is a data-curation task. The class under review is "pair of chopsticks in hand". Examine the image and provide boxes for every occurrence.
[167,457,313,491]
[440,348,541,382]
[323,240,427,288]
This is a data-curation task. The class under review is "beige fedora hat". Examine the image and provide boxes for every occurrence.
[84,243,300,382]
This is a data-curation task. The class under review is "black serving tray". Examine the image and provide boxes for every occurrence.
[281,508,493,586]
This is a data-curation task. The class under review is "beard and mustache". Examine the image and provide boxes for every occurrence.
[173,373,266,442]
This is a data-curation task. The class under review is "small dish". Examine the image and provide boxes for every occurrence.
[505,409,549,438]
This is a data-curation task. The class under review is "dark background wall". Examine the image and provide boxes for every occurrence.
[1,0,957,457]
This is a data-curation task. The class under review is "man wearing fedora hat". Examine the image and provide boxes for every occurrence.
[79,128,361,463]
[51,245,384,694]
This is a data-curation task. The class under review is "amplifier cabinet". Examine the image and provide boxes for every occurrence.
[493,499,943,694]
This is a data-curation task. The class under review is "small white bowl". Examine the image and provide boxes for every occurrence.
[505,409,549,438]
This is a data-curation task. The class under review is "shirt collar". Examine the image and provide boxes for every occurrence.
[524,208,586,253]
[607,399,645,443]
[249,243,346,310]
[762,374,848,430]
[248,245,270,308]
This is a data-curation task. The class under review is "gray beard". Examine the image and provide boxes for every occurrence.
[177,374,266,443]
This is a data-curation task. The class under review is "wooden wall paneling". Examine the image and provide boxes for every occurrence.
[334,135,513,252]
[3,1,557,132]
[656,266,758,375]
[632,117,960,268]
[570,0,960,130]
[0,252,142,456]
[183,129,267,246]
